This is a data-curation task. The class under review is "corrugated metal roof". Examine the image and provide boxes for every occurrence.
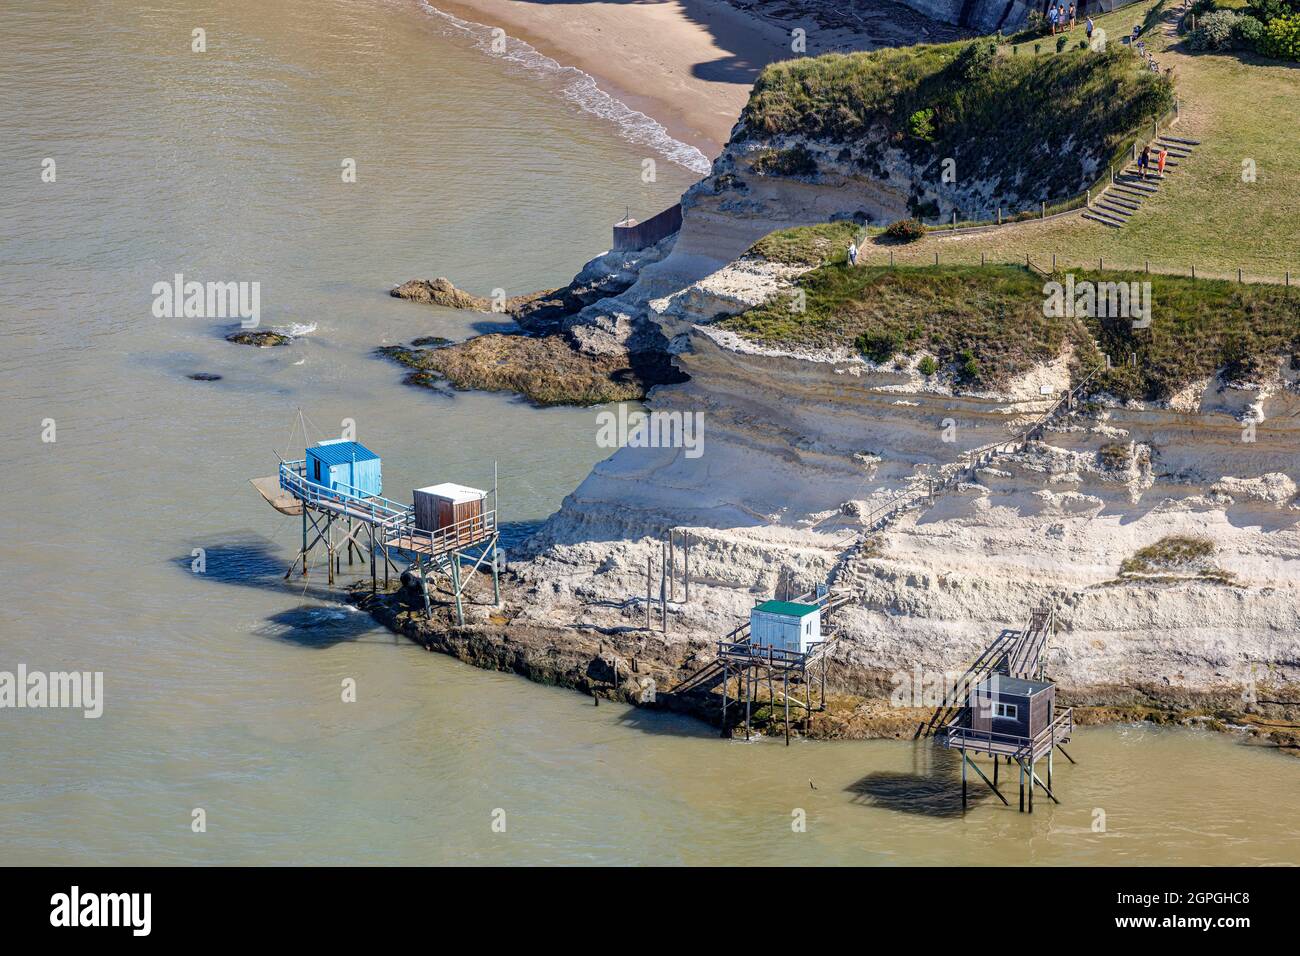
[752,600,820,618]
[974,675,1053,697]
[307,441,379,466]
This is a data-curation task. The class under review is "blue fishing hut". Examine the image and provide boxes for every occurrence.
[304,440,382,499]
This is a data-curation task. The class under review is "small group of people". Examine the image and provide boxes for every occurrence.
[1137,144,1169,180]
[1047,3,1078,33]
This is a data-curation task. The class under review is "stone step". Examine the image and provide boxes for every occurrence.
[1100,192,1141,210]
[1095,200,1135,219]
[1115,176,1160,192]
[1082,210,1124,228]
[1160,135,1201,146]
[1110,184,1153,201]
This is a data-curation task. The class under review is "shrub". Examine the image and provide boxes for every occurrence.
[1258,13,1300,60]
[858,330,907,363]
[1056,35,1069,52]
[1120,536,1216,575]
[1189,0,1218,15]
[1245,0,1294,23]
[957,348,981,384]
[1025,10,1052,37]
[884,218,927,242]
[751,144,818,177]
[908,107,936,141]
[1233,13,1266,47]
[918,355,938,376]
[1098,441,1133,469]
[1189,10,1240,49]
[956,39,999,80]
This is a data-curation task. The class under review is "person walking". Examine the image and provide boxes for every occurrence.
[1069,3,1077,27]
[1157,146,1168,178]
[1139,144,1151,180]
[1086,15,1094,41]
[847,240,858,267]
[1049,5,1058,33]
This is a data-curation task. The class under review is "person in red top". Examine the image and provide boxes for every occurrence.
[1157,147,1168,178]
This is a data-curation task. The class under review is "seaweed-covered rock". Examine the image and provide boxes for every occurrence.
[226,330,290,347]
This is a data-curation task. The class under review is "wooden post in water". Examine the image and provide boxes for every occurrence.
[1028,756,1035,813]
[961,749,968,810]
[784,669,791,746]
[645,554,652,630]
[326,515,335,585]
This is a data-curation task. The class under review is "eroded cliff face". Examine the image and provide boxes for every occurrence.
[514,253,1300,704]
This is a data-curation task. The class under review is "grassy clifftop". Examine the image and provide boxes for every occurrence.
[718,263,1300,400]
[739,40,1172,199]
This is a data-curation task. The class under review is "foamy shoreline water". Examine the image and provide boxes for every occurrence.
[417,1,713,175]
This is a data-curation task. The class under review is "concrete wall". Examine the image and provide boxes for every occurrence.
[612,203,682,252]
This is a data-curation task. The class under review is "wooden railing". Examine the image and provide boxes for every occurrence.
[943,706,1074,759]
[279,460,411,528]
[396,508,497,558]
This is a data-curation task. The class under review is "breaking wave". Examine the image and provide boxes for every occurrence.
[417,1,712,175]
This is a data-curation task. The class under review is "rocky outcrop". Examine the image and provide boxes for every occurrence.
[510,256,1300,712]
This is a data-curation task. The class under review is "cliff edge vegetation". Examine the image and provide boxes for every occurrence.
[737,37,1173,215]
[719,262,1300,399]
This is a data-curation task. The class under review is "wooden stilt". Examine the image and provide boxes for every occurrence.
[646,555,652,631]
[1056,744,1077,764]
[961,747,968,810]
[370,524,377,595]
[784,669,791,746]
[452,555,464,626]
[326,515,334,585]
[965,751,1008,806]
[491,544,500,606]
[1028,757,1035,812]
[745,666,752,741]
[660,542,667,634]
[721,659,730,738]
[684,533,690,603]
[668,532,675,603]
[1019,759,1025,812]
[1031,766,1060,804]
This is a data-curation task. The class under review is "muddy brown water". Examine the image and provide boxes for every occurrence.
[1,0,1297,865]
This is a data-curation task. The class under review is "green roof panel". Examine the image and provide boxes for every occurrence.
[752,600,820,618]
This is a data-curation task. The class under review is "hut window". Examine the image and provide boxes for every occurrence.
[313,460,321,481]
[995,702,1018,720]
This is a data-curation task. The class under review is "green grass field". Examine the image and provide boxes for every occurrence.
[875,0,1300,280]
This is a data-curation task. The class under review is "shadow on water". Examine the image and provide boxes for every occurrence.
[172,534,392,648]
[255,604,386,648]
[845,742,977,818]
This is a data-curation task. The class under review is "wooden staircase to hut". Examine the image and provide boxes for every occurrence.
[915,600,1058,739]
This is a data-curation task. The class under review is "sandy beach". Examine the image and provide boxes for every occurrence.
[428,0,793,159]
